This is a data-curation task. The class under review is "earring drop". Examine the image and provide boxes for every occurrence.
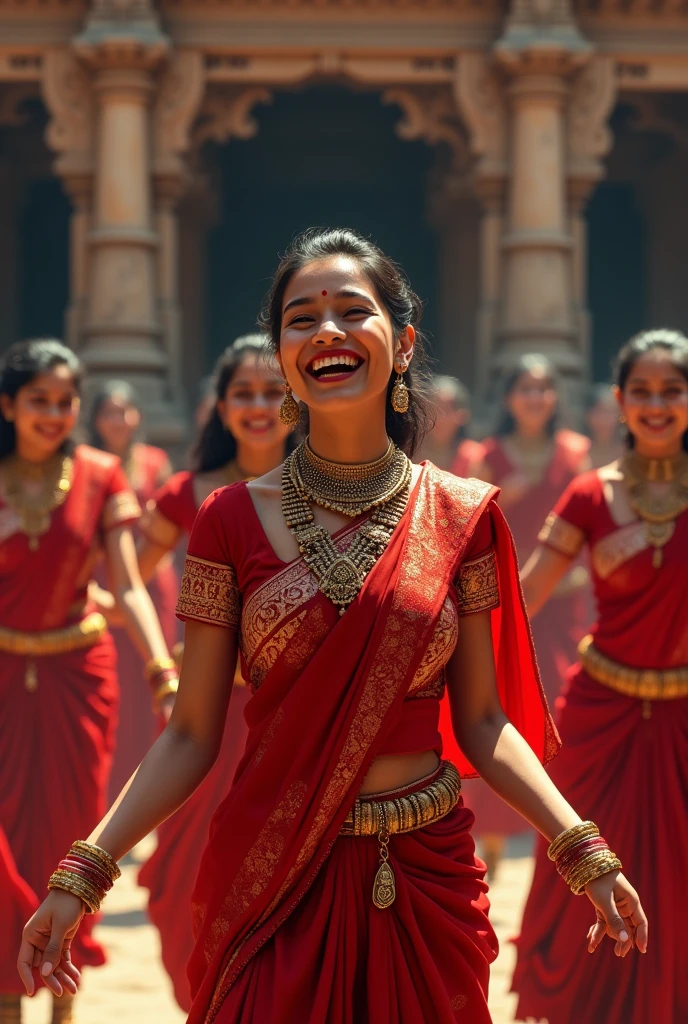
[279,383,301,427]
[391,368,409,414]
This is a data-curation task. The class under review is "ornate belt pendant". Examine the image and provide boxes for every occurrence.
[372,804,396,909]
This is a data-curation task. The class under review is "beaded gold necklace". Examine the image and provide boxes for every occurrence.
[282,440,412,614]
[2,453,73,551]
[622,450,688,567]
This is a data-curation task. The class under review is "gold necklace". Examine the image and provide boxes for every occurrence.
[2,453,73,551]
[291,438,409,518]
[282,443,412,614]
[622,450,688,567]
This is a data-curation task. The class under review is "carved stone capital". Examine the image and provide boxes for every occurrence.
[74,0,170,75]
[154,50,205,184]
[495,0,591,80]
[42,48,95,179]
[567,55,617,198]
[454,53,508,182]
[381,86,469,172]
[191,86,273,151]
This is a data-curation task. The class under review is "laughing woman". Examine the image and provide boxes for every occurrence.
[20,233,646,1024]
[0,340,176,1024]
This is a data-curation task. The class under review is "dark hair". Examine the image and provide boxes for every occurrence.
[614,328,688,450]
[496,353,559,437]
[88,379,142,451]
[193,334,286,472]
[258,227,434,457]
[0,338,83,459]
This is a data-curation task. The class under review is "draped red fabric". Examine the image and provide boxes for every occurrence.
[513,473,688,1023]
[460,432,588,835]
[0,446,137,980]
[106,444,179,801]
[0,826,37,994]
[137,469,249,1011]
[180,466,554,1023]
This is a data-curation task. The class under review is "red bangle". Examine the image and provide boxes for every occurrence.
[59,856,113,892]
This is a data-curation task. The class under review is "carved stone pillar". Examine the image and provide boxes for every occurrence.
[62,175,92,349]
[493,0,591,382]
[72,1,183,440]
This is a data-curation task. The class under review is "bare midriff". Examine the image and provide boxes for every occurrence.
[358,750,440,797]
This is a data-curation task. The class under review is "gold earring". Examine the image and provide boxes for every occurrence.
[391,369,409,414]
[279,384,300,427]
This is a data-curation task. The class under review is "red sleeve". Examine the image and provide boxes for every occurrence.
[140,471,196,548]
[453,504,499,616]
[538,470,599,557]
[176,488,240,630]
[100,460,141,532]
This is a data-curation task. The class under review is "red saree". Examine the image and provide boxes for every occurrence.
[0,445,139,982]
[461,429,589,836]
[136,470,251,1011]
[513,470,688,1024]
[176,465,556,1023]
[106,443,179,801]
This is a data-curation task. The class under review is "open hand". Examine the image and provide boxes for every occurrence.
[585,870,648,957]
[18,890,85,997]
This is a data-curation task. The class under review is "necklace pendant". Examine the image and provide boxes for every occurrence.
[320,555,364,609]
[372,858,396,910]
[652,547,663,570]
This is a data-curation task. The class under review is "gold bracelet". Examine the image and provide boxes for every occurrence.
[48,871,101,914]
[547,821,599,862]
[145,656,177,682]
[153,676,179,712]
[70,840,121,882]
[569,855,623,896]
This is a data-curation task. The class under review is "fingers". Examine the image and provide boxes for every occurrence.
[54,968,77,996]
[17,936,37,996]
[587,917,607,953]
[40,923,69,994]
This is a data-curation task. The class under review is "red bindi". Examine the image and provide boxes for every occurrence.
[321,290,327,296]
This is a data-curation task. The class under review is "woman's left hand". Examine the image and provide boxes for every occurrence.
[585,871,648,957]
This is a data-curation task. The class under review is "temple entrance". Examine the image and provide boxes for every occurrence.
[202,85,440,371]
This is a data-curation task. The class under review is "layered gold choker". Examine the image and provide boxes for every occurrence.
[291,438,410,518]
[622,450,688,567]
[2,453,73,551]
[282,439,412,613]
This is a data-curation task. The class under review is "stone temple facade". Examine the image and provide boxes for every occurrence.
[1,0,688,440]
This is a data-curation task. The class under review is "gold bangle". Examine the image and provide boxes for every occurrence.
[547,821,599,862]
[145,656,177,682]
[152,676,179,712]
[566,851,621,891]
[70,840,121,882]
[570,856,622,896]
[48,871,101,914]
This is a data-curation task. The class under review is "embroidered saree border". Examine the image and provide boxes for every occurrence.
[538,513,585,558]
[177,555,241,629]
[455,548,499,615]
[591,521,648,579]
[204,470,495,1021]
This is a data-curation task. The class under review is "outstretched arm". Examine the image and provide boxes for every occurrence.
[520,543,573,618]
[447,610,647,957]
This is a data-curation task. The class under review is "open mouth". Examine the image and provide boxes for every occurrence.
[307,352,363,383]
[640,416,673,432]
[243,417,274,432]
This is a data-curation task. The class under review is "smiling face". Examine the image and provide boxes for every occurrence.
[216,352,291,450]
[0,363,80,461]
[617,349,688,456]
[94,394,141,453]
[505,367,558,436]
[278,256,414,418]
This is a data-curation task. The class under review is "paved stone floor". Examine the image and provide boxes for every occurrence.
[23,835,536,1024]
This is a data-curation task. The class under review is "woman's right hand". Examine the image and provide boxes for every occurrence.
[18,890,85,996]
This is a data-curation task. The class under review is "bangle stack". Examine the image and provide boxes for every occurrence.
[547,821,623,895]
[47,841,121,914]
[145,655,179,712]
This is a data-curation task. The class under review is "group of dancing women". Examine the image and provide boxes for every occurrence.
[4,226,687,1024]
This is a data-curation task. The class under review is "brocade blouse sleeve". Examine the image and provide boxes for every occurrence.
[176,489,240,631]
[538,472,596,559]
[100,462,141,532]
[453,505,500,616]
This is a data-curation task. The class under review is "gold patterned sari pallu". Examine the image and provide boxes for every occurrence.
[339,761,462,837]
[579,635,688,700]
[0,612,108,656]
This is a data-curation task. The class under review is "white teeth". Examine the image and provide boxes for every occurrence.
[312,354,360,373]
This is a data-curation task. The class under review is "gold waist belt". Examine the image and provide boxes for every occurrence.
[0,612,108,657]
[579,635,688,700]
[340,760,461,838]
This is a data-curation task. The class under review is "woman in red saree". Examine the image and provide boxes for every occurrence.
[512,328,688,1024]
[87,380,179,801]
[460,354,591,873]
[0,340,177,1024]
[20,232,646,1024]
[134,336,293,1010]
